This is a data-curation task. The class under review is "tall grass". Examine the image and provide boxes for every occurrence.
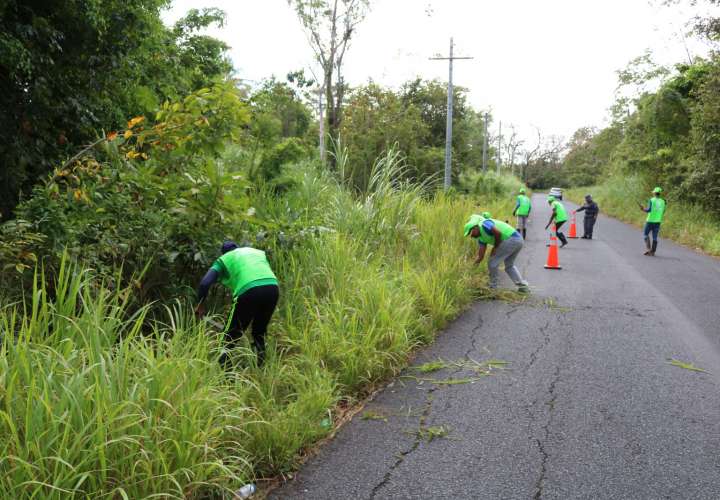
[0,259,253,498]
[459,170,524,198]
[0,155,520,497]
[567,175,720,256]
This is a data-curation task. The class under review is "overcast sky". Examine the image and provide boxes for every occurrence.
[164,0,719,143]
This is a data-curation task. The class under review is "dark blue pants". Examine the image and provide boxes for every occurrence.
[583,217,597,238]
[643,222,661,242]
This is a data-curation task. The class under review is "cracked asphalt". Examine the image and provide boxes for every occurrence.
[270,194,720,499]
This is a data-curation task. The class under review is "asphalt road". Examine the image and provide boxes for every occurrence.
[270,194,720,500]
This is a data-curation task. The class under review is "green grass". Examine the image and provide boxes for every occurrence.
[668,359,709,374]
[0,160,520,497]
[414,425,451,442]
[414,360,451,373]
[361,411,388,422]
[566,175,720,256]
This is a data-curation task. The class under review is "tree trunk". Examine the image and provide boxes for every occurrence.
[325,71,337,167]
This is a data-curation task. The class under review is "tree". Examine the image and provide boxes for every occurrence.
[287,0,371,164]
[562,126,618,187]
[686,60,720,212]
[400,78,484,175]
[661,0,720,42]
[611,50,671,122]
[246,78,315,181]
[522,129,567,188]
[503,125,523,176]
[0,1,232,219]
[340,83,430,190]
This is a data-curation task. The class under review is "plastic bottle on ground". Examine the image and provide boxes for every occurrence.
[235,483,257,499]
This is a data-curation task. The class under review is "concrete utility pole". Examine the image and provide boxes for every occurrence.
[497,120,502,174]
[482,113,489,172]
[430,38,473,190]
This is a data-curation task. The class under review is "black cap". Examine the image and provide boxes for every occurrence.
[221,241,239,254]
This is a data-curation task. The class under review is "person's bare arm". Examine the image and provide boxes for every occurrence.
[475,244,487,264]
[545,208,556,230]
[638,201,651,212]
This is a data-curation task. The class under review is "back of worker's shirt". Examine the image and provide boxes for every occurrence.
[475,219,518,246]
[646,198,666,223]
[212,247,278,299]
[552,200,568,222]
[516,195,531,216]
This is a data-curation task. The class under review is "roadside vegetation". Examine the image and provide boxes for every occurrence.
[0,113,519,495]
[0,161,518,497]
[0,2,523,497]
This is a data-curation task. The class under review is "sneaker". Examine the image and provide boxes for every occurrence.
[560,242,568,248]
[518,284,531,294]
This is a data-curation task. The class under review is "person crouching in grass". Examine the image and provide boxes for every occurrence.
[196,241,279,367]
[465,215,530,293]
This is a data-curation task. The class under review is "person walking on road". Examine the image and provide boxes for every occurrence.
[638,187,667,256]
[544,195,569,247]
[576,194,599,239]
[465,215,530,292]
[195,241,280,367]
[513,188,532,239]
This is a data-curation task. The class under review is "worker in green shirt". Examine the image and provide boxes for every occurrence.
[544,195,569,247]
[638,187,667,256]
[195,241,279,367]
[513,188,532,239]
[464,215,530,292]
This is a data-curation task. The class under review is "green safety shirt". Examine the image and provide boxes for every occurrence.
[551,200,568,223]
[646,197,666,223]
[516,195,531,216]
[211,247,278,299]
[474,219,519,246]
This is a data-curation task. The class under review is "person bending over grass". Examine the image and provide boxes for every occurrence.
[196,241,279,367]
[638,187,666,256]
[544,195,569,247]
[465,215,530,293]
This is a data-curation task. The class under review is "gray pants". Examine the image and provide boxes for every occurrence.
[516,215,528,230]
[489,236,528,289]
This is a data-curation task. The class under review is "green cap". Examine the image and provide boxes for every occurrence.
[547,195,555,202]
[481,211,491,218]
[519,188,526,194]
[463,215,484,237]
[653,186,662,194]
[464,221,477,237]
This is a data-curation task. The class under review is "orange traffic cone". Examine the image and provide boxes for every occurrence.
[568,212,578,239]
[544,231,562,270]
